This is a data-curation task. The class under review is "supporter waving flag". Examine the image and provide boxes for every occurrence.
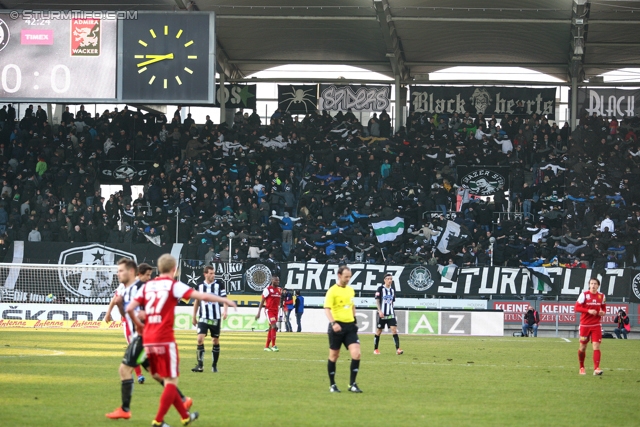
[371,217,404,243]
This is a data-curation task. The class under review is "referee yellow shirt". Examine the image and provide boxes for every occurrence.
[324,284,355,323]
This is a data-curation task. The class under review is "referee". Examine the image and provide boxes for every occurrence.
[324,265,362,393]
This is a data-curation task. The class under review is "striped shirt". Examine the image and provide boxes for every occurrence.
[117,279,143,338]
[375,285,396,318]
[197,280,227,321]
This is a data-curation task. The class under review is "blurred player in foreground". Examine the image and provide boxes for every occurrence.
[127,254,237,427]
[106,259,194,420]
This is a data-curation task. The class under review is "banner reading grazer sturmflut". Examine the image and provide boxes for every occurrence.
[574,87,640,119]
[319,84,391,112]
[410,86,556,119]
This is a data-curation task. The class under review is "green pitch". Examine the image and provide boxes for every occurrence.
[0,330,638,427]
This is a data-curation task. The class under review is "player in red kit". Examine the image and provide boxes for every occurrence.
[575,278,606,376]
[127,254,237,427]
[255,276,282,352]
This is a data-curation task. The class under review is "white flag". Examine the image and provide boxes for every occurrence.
[436,221,461,254]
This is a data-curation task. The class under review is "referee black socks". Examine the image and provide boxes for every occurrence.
[327,360,336,385]
[374,335,380,350]
[350,359,360,385]
[196,344,205,367]
[121,378,134,412]
[393,334,400,349]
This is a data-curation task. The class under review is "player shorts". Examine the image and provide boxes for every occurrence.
[376,316,398,330]
[197,320,221,338]
[122,335,149,369]
[579,325,602,344]
[328,321,360,350]
[144,342,180,379]
[266,310,279,326]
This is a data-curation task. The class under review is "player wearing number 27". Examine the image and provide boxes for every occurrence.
[575,278,606,376]
[127,254,237,427]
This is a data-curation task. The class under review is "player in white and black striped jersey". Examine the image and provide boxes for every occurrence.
[373,273,403,355]
[191,265,229,373]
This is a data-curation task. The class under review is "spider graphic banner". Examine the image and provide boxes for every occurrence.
[277,84,318,114]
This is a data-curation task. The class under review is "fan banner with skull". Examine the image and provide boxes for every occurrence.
[278,84,318,114]
[409,86,556,119]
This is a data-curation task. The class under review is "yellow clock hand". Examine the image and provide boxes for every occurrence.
[136,53,174,68]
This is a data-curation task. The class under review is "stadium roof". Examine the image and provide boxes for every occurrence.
[2,0,639,82]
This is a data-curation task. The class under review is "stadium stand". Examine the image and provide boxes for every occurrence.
[1,102,639,268]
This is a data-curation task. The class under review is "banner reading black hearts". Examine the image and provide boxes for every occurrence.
[318,84,391,112]
[277,85,318,114]
[573,87,640,119]
[456,166,511,195]
[213,84,257,109]
[410,86,557,119]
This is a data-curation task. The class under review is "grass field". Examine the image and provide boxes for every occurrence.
[0,329,638,427]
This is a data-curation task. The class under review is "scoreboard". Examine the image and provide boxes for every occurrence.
[0,10,215,104]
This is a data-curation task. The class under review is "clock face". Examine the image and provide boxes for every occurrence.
[121,12,213,103]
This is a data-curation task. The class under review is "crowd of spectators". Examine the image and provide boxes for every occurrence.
[1,99,639,269]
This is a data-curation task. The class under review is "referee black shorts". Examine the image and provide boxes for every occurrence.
[122,335,149,369]
[328,321,360,350]
[376,316,398,330]
[197,320,221,338]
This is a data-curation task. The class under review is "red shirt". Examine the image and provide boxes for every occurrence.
[134,277,193,344]
[575,290,606,328]
[262,285,282,312]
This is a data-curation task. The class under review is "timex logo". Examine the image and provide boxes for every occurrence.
[21,29,53,45]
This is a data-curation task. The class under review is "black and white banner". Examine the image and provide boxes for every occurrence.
[410,86,557,119]
[277,85,318,114]
[279,264,639,299]
[456,165,510,195]
[318,84,391,112]
[180,260,244,294]
[213,84,257,109]
[180,259,278,295]
[574,87,640,119]
[1,242,182,304]
[100,160,151,184]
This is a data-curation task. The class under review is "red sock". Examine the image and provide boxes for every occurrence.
[172,384,189,419]
[266,329,272,348]
[271,329,277,347]
[154,383,176,423]
[593,349,601,370]
[134,366,142,377]
[578,350,586,369]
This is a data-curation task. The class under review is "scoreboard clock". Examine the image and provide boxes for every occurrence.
[119,11,215,104]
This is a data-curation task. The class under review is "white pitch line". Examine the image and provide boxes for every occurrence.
[561,338,571,343]
[0,349,65,358]
[231,357,636,371]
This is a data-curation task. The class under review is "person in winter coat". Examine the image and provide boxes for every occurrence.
[613,309,630,339]
[522,305,540,337]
